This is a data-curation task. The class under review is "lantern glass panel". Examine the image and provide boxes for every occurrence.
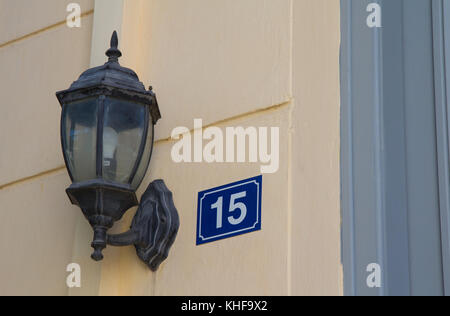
[131,124,154,190]
[62,98,98,182]
[102,98,147,185]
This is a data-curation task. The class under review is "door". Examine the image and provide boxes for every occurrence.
[341,0,450,296]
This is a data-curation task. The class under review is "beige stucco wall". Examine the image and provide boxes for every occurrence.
[0,0,94,295]
[292,0,342,295]
[0,0,341,296]
[91,0,342,296]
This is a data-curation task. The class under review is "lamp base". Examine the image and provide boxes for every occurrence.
[66,179,179,271]
[66,180,138,261]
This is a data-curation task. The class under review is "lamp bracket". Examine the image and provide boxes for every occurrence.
[106,180,180,271]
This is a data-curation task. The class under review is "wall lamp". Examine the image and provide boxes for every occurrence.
[56,31,179,271]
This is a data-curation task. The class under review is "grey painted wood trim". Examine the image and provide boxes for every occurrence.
[340,0,389,296]
[432,0,450,295]
[340,0,413,296]
[340,0,356,296]
[342,0,450,296]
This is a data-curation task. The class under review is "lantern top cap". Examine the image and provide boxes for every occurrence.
[58,30,147,94]
[105,31,122,62]
[56,31,161,124]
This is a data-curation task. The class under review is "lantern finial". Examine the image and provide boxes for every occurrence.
[105,31,122,62]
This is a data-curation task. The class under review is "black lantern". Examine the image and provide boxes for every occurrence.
[56,32,179,271]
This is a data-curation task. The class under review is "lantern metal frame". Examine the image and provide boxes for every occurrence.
[56,31,179,271]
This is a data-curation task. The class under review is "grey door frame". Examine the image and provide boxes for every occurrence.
[432,0,450,295]
[341,0,450,296]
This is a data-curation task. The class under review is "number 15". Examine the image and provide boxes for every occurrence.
[211,191,247,229]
